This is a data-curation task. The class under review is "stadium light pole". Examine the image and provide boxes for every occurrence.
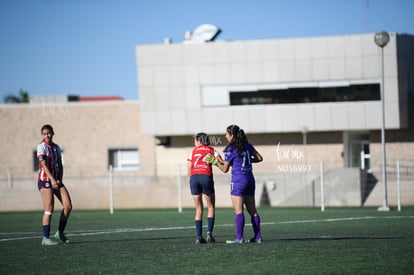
[374,31,390,212]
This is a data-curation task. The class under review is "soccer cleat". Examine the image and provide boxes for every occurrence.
[249,237,263,243]
[225,238,244,244]
[206,233,215,243]
[41,237,58,246]
[55,231,70,244]
[195,237,207,244]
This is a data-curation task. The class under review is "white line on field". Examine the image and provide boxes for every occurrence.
[1,215,413,242]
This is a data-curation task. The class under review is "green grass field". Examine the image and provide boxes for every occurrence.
[1,207,413,275]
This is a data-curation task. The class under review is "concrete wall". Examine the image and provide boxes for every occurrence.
[0,101,156,179]
[2,127,413,211]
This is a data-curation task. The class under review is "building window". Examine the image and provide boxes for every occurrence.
[33,151,39,172]
[229,84,380,105]
[108,148,139,170]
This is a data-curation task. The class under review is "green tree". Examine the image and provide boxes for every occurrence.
[3,89,30,103]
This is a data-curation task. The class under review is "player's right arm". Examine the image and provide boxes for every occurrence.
[218,160,230,173]
[39,159,59,189]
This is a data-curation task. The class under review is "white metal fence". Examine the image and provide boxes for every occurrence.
[1,159,413,211]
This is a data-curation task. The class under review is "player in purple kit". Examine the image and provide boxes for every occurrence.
[37,124,72,245]
[206,125,263,244]
[187,132,220,244]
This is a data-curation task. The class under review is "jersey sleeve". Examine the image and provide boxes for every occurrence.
[37,144,46,162]
[224,147,234,164]
[187,150,193,162]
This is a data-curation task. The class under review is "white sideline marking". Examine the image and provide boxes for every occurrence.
[1,215,413,242]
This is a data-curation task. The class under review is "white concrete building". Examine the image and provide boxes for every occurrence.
[136,32,414,207]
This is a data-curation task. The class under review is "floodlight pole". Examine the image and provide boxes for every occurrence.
[374,31,390,212]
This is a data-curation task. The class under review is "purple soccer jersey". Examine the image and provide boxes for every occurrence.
[224,143,256,196]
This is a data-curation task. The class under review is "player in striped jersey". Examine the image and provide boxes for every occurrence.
[187,133,220,244]
[37,124,72,245]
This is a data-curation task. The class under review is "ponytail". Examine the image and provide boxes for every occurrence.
[224,125,248,155]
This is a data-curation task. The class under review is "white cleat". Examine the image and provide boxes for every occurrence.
[41,237,58,246]
[55,231,70,244]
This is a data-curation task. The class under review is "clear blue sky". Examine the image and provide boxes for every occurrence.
[1,0,413,101]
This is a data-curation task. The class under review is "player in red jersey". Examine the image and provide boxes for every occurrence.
[187,133,220,244]
[37,124,72,245]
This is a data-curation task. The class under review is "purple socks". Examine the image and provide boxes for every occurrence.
[235,213,245,240]
[251,215,261,240]
[234,213,261,241]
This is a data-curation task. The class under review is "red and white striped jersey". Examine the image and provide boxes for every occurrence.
[37,141,62,182]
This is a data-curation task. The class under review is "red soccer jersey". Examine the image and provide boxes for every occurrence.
[37,141,62,182]
[187,145,219,176]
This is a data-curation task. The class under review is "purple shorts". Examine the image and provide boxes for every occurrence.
[230,177,255,197]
